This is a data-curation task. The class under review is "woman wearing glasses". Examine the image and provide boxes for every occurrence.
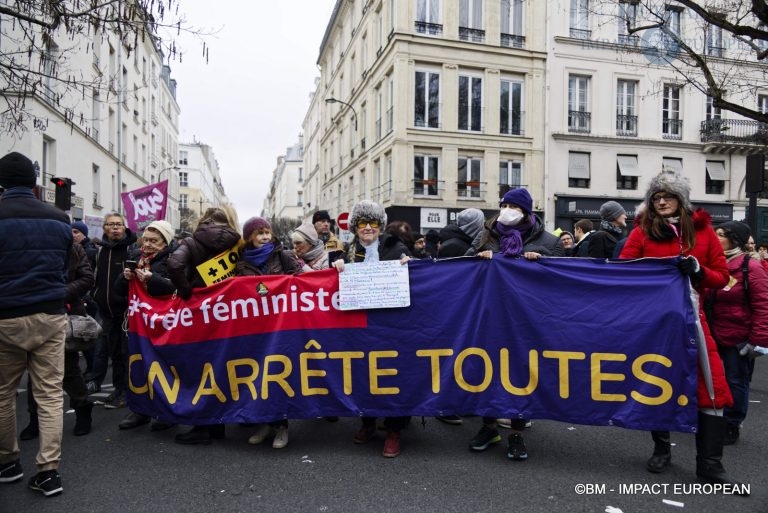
[620,171,742,489]
[113,220,178,432]
[332,200,412,458]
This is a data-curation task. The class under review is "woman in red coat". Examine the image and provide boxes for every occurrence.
[620,171,740,487]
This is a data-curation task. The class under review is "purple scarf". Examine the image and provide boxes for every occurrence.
[495,216,533,257]
[244,243,274,270]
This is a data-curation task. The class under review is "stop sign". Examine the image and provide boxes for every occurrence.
[337,211,350,231]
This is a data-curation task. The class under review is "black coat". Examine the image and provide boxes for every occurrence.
[473,215,565,257]
[93,229,137,319]
[437,224,473,258]
[114,240,179,299]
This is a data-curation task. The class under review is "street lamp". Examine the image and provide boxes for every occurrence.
[325,97,358,131]
[158,165,179,183]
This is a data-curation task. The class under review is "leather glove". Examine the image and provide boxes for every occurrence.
[677,256,704,281]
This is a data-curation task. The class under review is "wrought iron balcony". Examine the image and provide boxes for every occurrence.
[616,114,638,137]
[700,118,768,149]
[662,118,683,140]
[500,33,525,48]
[459,27,485,43]
[568,110,591,133]
[414,21,443,36]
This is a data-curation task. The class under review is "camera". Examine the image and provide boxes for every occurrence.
[124,260,138,270]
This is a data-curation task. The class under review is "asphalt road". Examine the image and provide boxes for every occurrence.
[3,359,767,513]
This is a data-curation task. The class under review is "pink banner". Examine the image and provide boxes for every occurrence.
[120,180,169,232]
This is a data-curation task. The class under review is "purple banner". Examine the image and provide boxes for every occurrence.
[120,180,168,232]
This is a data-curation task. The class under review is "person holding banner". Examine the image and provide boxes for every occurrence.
[168,206,242,445]
[291,221,329,271]
[237,216,302,449]
[332,200,413,458]
[114,220,178,431]
[619,171,743,489]
[467,188,563,462]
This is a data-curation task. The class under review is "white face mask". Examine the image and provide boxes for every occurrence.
[498,207,524,226]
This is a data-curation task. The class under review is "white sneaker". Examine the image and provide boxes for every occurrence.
[248,424,273,445]
[497,418,512,429]
[272,426,289,449]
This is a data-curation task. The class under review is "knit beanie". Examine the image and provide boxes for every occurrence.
[719,221,752,250]
[349,200,386,233]
[413,233,425,243]
[645,171,692,213]
[500,188,533,215]
[293,221,319,243]
[457,208,486,241]
[0,152,36,189]
[599,201,627,222]
[312,210,332,224]
[72,220,89,237]
[146,220,174,245]
[243,217,272,241]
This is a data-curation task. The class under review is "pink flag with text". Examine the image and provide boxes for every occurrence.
[121,180,168,232]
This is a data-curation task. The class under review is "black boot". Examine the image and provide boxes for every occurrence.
[74,403,93,436]
[646,430,671,473]
[20,413,39,441]
[696,412,747,494]
[175,425,224,445]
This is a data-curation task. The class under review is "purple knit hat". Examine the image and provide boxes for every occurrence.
[243,217,272,241]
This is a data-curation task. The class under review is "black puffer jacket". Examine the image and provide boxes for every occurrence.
[92,229,137,319]
[168,221,241,297]
[114,240,179,299]
[471,214,564,257]
[437,224,473,258]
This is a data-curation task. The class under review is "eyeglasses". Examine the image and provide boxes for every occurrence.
[651,194,677,204]
[356,220,380,229]
[104,222,124,228]
[142,237,163,245]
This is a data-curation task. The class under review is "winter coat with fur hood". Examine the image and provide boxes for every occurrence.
[620,208,732,409]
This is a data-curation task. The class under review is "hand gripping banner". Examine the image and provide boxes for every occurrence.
[125,257,699,432]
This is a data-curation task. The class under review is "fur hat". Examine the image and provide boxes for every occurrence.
[145,220,174,245]
[292,221,319,243]
[72,221,89,237]
[243,217,272,241]
[349,200,386,233]
[645,171,692,213]
[719,221,752,250]
[500,188,533,215]
[312,210,332,224]
[0,152,36,189]
[599,201,627,222]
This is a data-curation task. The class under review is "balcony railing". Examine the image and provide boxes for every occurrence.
[500,33,525,48]
[569,27,592,39]
[457,181,484,199]
[616,114,638,136]
[459,27,485,43]
[700,118,768,145]
[662,118,683,140]
[414,21,443,36]
[568,110,591,133]
[412,178,442,196]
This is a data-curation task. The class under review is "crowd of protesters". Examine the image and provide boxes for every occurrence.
[1,150,766,498]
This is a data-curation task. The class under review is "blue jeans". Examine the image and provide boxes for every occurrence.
[718,344,751,427]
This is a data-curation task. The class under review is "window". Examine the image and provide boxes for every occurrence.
[759,94,768,114]
[705,161,726,194]
[179,171,188,187]
[297,191,303,207]
[385,154,393,199]
[414,154,440,196]
[616,155,640,190]
[415,0,442,35]
[374,160,382,201]
[179,193,188,210]
[618,1,639,45]
[664,5,681,36]
[298,167,303,182]
[91,90,101,141]
[662,157,683,174]
[500,0,524,48]
[458,74,482,131]
[569,0,590,39]
[375,86,383,140]
[500,79,523,135]
[706,95,721,120]
[616,79,637,136]
[386,75,394,133]
[92,164,100,206]
[458,156,482,198]
[662,84,682,139]
[415,70,440,128]
[499,159,522,198]
[568,75,590,133]
[707,16,725,57]
[459,0,485,42]
[568,151,590,188]
[179,150,188,165]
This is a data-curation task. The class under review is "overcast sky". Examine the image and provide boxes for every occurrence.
[170,0,337,223]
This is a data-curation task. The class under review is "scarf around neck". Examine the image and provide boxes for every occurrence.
[495,215,534,257]
[244,243,274,269]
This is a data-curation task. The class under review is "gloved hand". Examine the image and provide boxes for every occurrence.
[677,256,703,280]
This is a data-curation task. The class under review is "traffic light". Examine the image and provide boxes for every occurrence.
[50,177,74,210]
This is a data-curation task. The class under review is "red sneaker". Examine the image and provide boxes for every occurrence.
[353,424,376,444]
[382,430,401,458]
